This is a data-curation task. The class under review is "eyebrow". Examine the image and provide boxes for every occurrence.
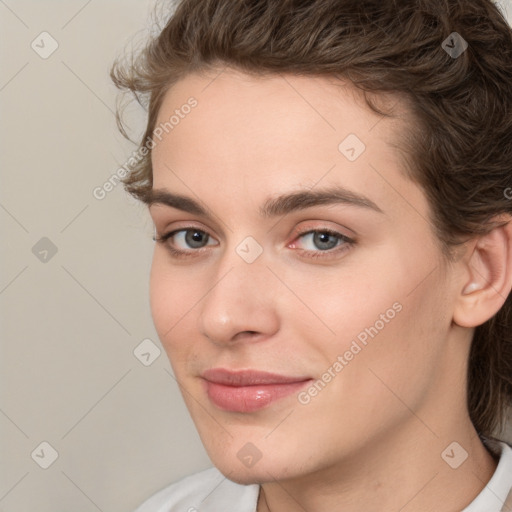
[146,185,384,218]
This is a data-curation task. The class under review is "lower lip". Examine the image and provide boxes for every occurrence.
[204,380,312,413]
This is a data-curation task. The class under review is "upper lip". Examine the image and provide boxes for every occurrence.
[201,368,312,386]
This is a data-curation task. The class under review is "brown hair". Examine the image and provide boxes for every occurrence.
[110,0,512,441]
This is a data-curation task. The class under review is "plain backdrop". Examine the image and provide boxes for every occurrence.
[1,1,511,511]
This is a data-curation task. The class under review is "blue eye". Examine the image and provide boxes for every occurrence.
[170,229,214,249]
[154,228,216,257]
[296,230,346,251]
[154,227,355,260]
[291,228,355,259]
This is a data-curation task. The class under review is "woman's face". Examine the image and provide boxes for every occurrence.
[148,68,461,483]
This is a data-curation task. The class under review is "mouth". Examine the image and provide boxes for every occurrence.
[201,368,313,413]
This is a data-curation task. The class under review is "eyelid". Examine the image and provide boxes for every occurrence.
[152,220,215,241]
[290,220,356,241]
[152,222,353,245]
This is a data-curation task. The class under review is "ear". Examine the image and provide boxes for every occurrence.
[453,214,512,328]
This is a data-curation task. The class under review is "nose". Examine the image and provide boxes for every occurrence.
[198,249,280,347]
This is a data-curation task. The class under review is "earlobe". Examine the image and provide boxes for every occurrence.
[453,214,512,328]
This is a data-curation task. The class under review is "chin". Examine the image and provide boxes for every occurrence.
[222,469,265,486]
[210,449,300,486]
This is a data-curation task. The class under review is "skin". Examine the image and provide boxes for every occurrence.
[147,66,512,512]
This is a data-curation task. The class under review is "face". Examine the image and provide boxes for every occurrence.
[148,67,458,484]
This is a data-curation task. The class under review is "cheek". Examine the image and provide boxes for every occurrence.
[149,253,170,335]
[149,251,194,357]
[284,254,404,353]
[294,286,451,455]
[303,242,452,399]
[327,274,451,419]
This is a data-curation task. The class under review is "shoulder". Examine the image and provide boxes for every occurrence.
[133,466,260,512]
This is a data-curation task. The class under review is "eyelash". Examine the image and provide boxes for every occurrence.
[153,226,356,260]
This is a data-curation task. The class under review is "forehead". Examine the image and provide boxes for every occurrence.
[154,67,407,145]
[153,68,409,172]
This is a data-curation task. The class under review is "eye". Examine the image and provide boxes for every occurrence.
[154,228,217,258]
[291,228,355,259]
[154,226,355,260]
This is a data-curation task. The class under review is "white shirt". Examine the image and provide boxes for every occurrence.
[134,440,512,512]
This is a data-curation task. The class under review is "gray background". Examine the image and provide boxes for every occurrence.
[1,1,511,510]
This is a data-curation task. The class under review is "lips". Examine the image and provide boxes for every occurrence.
[201,368,312,413]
